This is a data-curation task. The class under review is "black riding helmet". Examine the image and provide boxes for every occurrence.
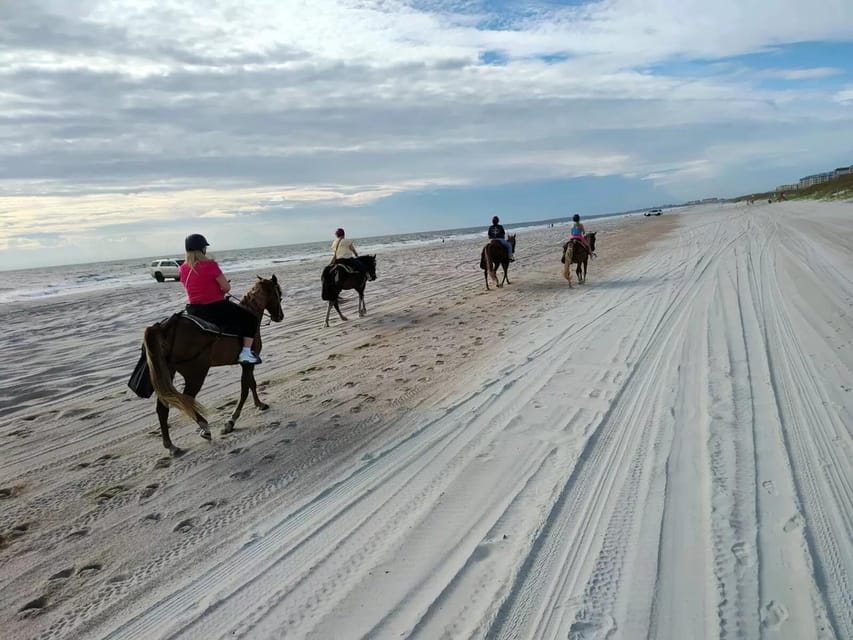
[573,214,580,222]
[185,233,209,251]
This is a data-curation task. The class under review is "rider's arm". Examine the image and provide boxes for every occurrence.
[350,241,359,257]
[216,274,231,293]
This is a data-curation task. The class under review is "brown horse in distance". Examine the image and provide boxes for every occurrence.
[321,255,377,327]
[143,275,284,456]
[562,232,597,286]
[480,234,516,290]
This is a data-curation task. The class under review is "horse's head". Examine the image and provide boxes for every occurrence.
[247,274,284,322]
[587,232,597,253]
[508,234,517,250]
[360,255,377,281]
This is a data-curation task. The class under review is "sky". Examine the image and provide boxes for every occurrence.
[2,0,853,269]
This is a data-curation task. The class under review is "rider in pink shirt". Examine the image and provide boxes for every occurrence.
[179,234,262,364]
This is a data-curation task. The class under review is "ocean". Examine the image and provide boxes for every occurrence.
[0,212,643,304]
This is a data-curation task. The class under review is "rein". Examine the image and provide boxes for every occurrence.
[229,286,277,326]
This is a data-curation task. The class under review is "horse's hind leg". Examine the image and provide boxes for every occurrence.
[484,270,490,290]
[357,287,366,317]
[182,374,211,441]
[503,265,511,285]
[156,399,184,457]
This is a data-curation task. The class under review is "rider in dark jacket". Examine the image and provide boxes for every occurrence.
[488,216,514,260]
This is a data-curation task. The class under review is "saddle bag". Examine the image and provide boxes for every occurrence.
[127,345,154,398]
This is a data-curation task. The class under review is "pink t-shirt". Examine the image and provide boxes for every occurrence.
[180,260,225,305]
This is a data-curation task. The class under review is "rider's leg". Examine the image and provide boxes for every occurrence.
[500,238,514,259]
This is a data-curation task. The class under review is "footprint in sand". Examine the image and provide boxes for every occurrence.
[66,528,89,539]
[199,499,225,511]
[10,522,31,539]
[261,453,276,463]
[229,447,244,456]
[96,486,127,504]
[731,542,753,566]
[0,486,20,499]
[17,596,48,620]
[139,484,159,500]
[230,470,253,481]
[173,518,197,533]
[49,567,75,580]
[78,563,103,577]
[761,601,789,629]
[762,480,777,496]
[783,513,805,533]
[154,457,171,470]
[141,513,161,524]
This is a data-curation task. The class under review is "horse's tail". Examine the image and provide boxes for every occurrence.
[483,244,497,283]
[143,320,205,420]
[562,242,574,281]
[321,265,337,301]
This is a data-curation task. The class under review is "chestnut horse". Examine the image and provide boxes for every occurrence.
[480,234,516,289]
[143,275,284,456]
[321,255,377,327]
[561,232,597,286]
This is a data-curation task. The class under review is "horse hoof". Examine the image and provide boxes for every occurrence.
[257,403,269,411]
[197,427,212,441]
[221,422,234,435]
[171,447,186,458]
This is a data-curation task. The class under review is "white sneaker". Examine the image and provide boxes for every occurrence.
[238,349,262,365]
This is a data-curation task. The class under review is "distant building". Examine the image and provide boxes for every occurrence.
[775,184,798,192]
[799,172,834,188]
[834,166,852,177]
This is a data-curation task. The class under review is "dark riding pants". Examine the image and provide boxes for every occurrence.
[185,300,259,339]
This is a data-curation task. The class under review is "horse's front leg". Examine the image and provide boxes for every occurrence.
[484,269,490,290]
[503,264,511,285]
[223,364,256,435]
[357,286,366,317]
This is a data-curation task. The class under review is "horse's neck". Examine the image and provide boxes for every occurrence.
[239,286,265,315]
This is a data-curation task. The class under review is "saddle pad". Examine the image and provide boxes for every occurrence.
[180,312,240,337]
[332,262,358,274]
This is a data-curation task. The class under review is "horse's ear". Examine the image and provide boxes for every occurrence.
[256,275,262,281]
[271,274,277,284]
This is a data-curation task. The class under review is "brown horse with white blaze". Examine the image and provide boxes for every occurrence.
[143,275,284,456]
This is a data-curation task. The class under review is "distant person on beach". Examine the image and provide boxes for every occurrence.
[179,233,262,364]
[487,216,514,261]
[569,214,591,253]
[330,228,367,274]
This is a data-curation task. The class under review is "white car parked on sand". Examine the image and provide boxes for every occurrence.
[149,258,185,282]
[644,208,663,217]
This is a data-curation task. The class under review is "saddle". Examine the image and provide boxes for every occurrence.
[179,311,240,337]
[330,260,358,275]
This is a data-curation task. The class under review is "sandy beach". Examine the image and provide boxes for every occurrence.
[1,202,852,639]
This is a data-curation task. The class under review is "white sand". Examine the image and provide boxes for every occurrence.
[1,202,851,639]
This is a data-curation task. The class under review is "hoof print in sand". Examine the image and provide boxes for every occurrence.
[66,528,89,540]
[230,469,253,481]
[17,596,47,620]
[153,457,171,470]
[783,513,805,533]
[96,486,126,504]
[0,485,22,499]
[139,484,159,500]
[762,601,789,629]
[78,563,103,577]
[173,518,198,533]
[142,513,162,524]
[49,567,75,580]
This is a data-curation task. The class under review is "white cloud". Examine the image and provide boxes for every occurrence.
[1,0,853,267]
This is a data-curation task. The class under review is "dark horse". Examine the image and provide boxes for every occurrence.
[561,232,597,287]
[321,255,377,327]
[480,234,516,290]
[143,275,284,456]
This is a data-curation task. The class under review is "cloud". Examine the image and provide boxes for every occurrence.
[1,0,853,267]
[760,67,846,80]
